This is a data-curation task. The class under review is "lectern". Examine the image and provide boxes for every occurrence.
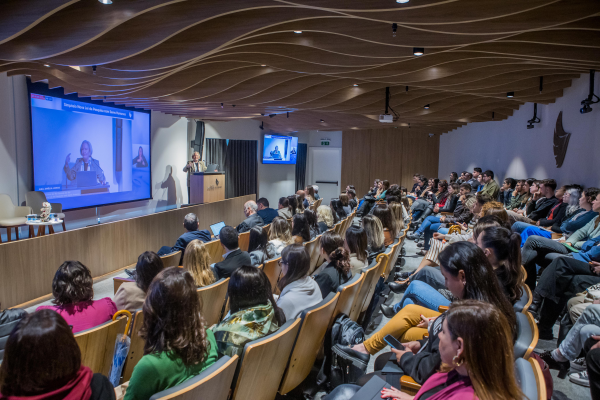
[190,172,226,204]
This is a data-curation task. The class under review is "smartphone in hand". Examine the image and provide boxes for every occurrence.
[383,334,405,350]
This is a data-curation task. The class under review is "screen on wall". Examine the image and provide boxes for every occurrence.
[262,134,298,164]
[29,83,151,210]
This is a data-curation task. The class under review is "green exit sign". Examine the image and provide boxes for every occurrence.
[321,141,330,146]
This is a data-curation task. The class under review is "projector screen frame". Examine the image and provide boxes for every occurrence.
[27,79,153,211]
[261,133,298,165]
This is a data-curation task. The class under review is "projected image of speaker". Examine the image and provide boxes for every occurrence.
[262,134,298,164]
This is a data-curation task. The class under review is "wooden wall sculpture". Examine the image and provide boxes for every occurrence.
[341,127,439,196]
[553,112,571,168]
[0,1,599,133]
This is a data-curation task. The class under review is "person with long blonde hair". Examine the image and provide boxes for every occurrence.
[268,217,293,257]
[182,240,215,287]
[389,202,405,237]
[317,205,334,233]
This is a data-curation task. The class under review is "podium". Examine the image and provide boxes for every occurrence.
[190,172,225,204]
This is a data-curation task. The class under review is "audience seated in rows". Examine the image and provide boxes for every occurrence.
[247,226,277,266]
[325,301,523,400]
[37,261,117,333]
[277,197,293,219]
[339,193,351,215]
[268,216,293,256]
[347,189,358,210]
[305,186,317,204]
[157,213,211,261]
[304,209,320,239]
[361,215,386,264]
[126,267,218,400]
[0,310,115,400]
[330,198,347,222]
[313,231,353,298]
[479,170,500,199]
[256,197,279,225]
[317,205,334,233]
[291,213,311,244]
[213,266,285,357]
[372,204,396,247]
[508,179,559,224]
[115,251,164,311]
[182,240,216,287]
[236,200,264,233]
[276,244,322,320]
[213,226,251,280]
[512,183,568,235]
[388,202,406,234]
[498,177,516,208]
[345,226,369,275]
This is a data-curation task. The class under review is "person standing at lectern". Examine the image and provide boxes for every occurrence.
[64,140,107,185]
[184,151,207,203]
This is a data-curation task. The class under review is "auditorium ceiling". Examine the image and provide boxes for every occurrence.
[1,0,599,134]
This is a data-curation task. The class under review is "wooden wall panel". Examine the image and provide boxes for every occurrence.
[341,128,440,194]
[0,195,255,308]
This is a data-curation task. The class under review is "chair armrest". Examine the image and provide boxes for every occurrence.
[440,212,453,216]
[551,232,562,240]
[14,206,32,217]
[400,375,421,393]
[438,306,449,313]
[50,203,63,213]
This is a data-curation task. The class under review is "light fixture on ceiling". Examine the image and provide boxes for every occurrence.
[320,119,325,123]
[580,69,599,114]
[92,65,97,75]
[506,92,514,98]
[259,121,264,130]
[424,104,430,109]
[221,103,224,108]
[287,112,289,118]
[527,103,541,129]
[396,0,409,3]
[269,114,276,118]
[98,0,112,4]
[353,84,359,87]
[492,112,495,120]
[43,64,50,67]
[293,30,302,34]
[413,47,424,56]
[392,23,397,38]
[261,64,266,67]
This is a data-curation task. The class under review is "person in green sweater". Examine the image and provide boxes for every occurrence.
[479,170,500,199]
[125,267,218,400]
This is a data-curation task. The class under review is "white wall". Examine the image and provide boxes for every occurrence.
[439,73,600,189]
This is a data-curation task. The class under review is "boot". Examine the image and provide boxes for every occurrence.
[528,291,543,318]
[537,298,565,341]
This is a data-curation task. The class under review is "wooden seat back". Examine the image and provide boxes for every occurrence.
[361,253,389,313]
[262,257,282,293]
[304,235,321,275]
[205,239,225,265]
[238,230,250,252]
[328,273,365,329]
[121,310,144,383]
[263,224,270,237]
[113,277,135,295]
[349,260,381,321]
[231,319,301,400]
[197,278,230,327]
[161,250,183,268]
[150,355,239,400]
[279,293,339,394]
[74,316,128,376]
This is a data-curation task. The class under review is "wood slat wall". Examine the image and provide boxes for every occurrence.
[341,129,440,197]
[0,195,255,308]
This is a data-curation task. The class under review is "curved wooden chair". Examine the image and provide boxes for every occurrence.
[328,273,365,330]
[349,261,380,321]
[361,254,389,315]
[205,239,225,265]
[263,257,282,293]
[121,310,144,383]
[197,278,230,327]
[263,224,271,237]
[231,318,302,400]
[74,313,129,375]
[150,355,239,400]
[238,230,251,252]
[304,235,321,274]
[160,250,183,268]
[514,311,538,360]
[515,357,546,400]
[113,277,135,295]
[279,292,339,395]
[447,224,461,235]
[514,284,532,313]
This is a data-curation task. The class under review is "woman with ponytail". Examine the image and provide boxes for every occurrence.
[313,231,353,297]
[474,226,523,304]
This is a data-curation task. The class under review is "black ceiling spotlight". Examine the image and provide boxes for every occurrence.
[506,92,514,98]
[221,103,224,108]
[392,23,398,38]
[269,114,276,118]
[581,69,599,114]
[413,47,424,56]
[320,119,325,122]
[232,104,235,107]
[92,65,97,75]
[527,103,541,129]
[405,86,408,93]
[492,111,495,120]
[259,121,264,130]
[424,104,430,109]
[287,112,289,118]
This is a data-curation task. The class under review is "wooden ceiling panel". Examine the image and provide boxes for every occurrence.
[0,0,598,133]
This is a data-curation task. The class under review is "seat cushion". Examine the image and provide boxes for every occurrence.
[0,217,28,227]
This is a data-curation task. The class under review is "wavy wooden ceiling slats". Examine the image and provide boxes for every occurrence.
[0,0,598,134]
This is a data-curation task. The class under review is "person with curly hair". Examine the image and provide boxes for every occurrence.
[37,261,117,333]
[125,267,218,400]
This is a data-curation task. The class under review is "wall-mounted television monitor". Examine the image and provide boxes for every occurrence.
[28,81,152,211]
[262,134,298,164]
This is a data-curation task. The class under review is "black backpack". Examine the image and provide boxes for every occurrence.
[318,314,367,390]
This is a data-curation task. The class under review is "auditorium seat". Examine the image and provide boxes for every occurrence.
[515,357,546,400]
[205,239,226,265]
[149,355,239,400]
[304,235,321,274]
[514,311,538,359]
[197,278,230,327]
[121,310,144,383]
[160,250,182,268]
[358,254,389,319]
[238,230,250,252]
[349,258,384,321]
[262,257,282,293]
[327,273,364,330]
[231,318,301,400]
[514,284,532,313]
[279,292,339,394]
[74,312,129,375]
[0,194,32,242]
[26,191,66,231]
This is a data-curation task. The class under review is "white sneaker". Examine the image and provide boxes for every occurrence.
[570,357,587,372]
[569,371,590,387]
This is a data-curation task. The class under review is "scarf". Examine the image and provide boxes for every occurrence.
[0,366,93,400]
[213,302,279,357]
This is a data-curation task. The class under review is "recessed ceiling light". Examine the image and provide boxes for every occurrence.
[261,64,266,67]
[413,47,424,56]
[353,84,359,87]
[43,64,50,67]
[294,30,302,34]
[424,104,430,109]
[320,119,325,122]
[507,92,514,98]
[396,0,409,3]
[98,0,112,4]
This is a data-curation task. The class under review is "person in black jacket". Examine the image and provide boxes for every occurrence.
[0,305,27,362]
[157,213,211,263]
[508,179,559,224]
[214,226,252,279]
[313,231,353,298]
[334,242,516,388]
[0,310,115,400]
[256,198,279,225]
[236,201,265,233]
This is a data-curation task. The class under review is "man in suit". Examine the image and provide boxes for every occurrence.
[236,201,264,233]
[157,213,211,261]
[183,151,207,203]
[214,226,252,279]
[256,198,279,225]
